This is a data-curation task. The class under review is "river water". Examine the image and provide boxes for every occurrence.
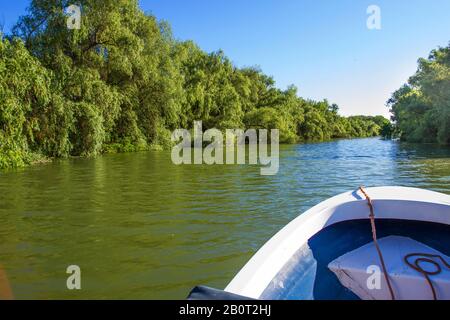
[0,137,449,299]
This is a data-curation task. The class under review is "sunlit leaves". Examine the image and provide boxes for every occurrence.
[389,44,450,144]
[0,0,390,169]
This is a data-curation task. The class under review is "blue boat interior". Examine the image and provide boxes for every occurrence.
[260,219,450,300]
[187,219,450,300]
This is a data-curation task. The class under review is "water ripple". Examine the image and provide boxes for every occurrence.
[0,138,449,299]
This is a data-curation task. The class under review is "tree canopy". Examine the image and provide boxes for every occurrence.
[387,44,450,145]
[0,0,388,168]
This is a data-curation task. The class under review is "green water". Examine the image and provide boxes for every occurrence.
[1,138,449,299]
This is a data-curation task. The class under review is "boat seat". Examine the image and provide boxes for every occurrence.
[328,236,450,300]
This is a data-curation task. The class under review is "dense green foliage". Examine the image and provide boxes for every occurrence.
[388,45,450,144]
[0,0,387,168]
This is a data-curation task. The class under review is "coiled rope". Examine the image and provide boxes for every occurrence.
[359,186,450,300]
[404,253,450,300]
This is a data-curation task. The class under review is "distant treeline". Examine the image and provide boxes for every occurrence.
[386,44,450,144]
[0,0,388,169]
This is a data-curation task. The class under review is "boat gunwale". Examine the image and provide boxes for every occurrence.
[225,186,450,299]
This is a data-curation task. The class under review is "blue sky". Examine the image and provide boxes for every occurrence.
[2,0,450,117]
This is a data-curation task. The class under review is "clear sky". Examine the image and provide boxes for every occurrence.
[2,0,450,117]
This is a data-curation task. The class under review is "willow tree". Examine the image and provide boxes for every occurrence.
[0,0,391,169]
[13,0,184,153]
[388,44,450,144]
[0,38,59,168]
[177,44,244,130]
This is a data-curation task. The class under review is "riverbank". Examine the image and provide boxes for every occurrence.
[1,135,387,171]
[1,0,389,171]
